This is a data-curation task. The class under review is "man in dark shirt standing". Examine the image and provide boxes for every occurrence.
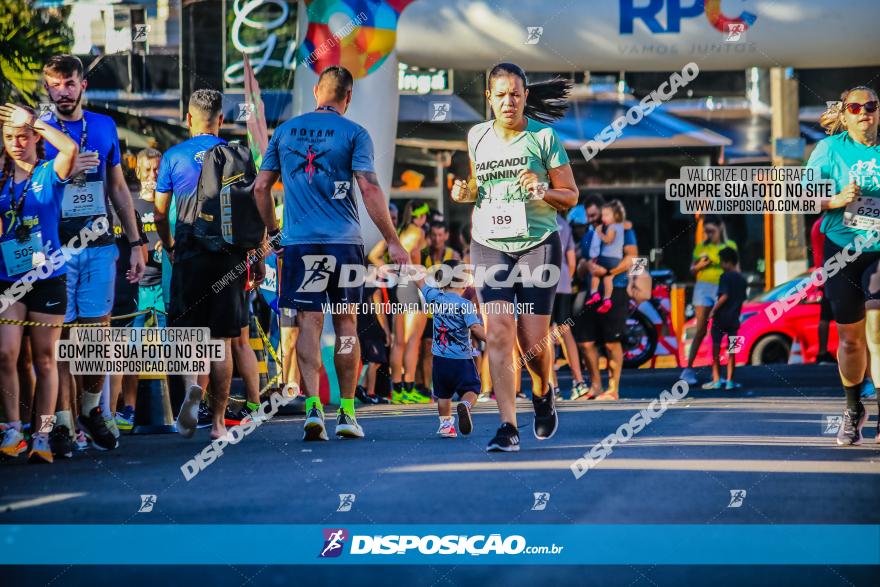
[704,247,748,391]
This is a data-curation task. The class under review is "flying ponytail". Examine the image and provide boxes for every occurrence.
[488,62,570,124]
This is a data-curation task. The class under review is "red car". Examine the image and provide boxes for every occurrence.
[679,271,838,366]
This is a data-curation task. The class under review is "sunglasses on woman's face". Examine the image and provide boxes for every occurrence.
[844,101,879,115]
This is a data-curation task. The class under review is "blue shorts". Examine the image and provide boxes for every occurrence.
[692,281,719,308]
[63,244,118,322]
[432,356,481,400]
[279,243,365,312]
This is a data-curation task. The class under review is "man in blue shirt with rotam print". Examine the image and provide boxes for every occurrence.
[254,65,409,442]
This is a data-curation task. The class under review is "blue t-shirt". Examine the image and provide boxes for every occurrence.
[805,132,880,253]
[156,134,226,255]
[41,110,120,248]
[421,285,481,360]
[262,111,374,246]
[580,225,638,289]
[0,160,68,281]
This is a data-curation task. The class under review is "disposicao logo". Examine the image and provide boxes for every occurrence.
[319,528,348,558]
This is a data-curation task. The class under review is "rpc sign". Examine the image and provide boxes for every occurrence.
[620,0,757,34]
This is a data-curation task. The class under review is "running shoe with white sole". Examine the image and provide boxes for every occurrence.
[532,387,559,440]
[437,419,457,438]
[836,403,868,446]
[680,368,698,385]
[476,391,492,403]
[105,416,120,439]
[49,425,75,459]
[78,407,119,450]
[176,385,203,439]
[456,402,473,436]
[0,427,26,459]
[335,410,365,439]
[487,423,520,452]
[27,433,53,464]
[303,407,329,441]
[570,381,589,400]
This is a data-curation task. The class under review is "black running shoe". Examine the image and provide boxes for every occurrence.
[49,425,75,459]
[532,387,559,440]
[78,407,119,451]
[487,423,520,452]
[836,403,868,446]
[224,405,248,427]
[355,385,378,405]
[457,402,473,436]
[197,402,213,429]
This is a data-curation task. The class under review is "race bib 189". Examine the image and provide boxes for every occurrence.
[843,196,880,231]
[62,181,106,218]
[475,199,528,239]
[1,231,43,276]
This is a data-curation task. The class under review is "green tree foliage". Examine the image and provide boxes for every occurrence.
[0,1,72,105]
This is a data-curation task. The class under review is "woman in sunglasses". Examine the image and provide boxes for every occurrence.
[0,103,78,463]
[807,86,880,446]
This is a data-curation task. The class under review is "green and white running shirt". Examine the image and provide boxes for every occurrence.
[467,118,569,253]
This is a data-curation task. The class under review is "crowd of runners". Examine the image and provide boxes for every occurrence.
[1,56,878,463]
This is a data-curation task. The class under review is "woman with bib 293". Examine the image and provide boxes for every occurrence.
[451,63,578,452]
[807,86,880,446]
[0,103,78,463]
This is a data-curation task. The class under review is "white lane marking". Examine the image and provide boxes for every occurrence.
[0,492,86,513]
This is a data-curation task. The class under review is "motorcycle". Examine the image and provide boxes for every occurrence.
[622,269,676,369]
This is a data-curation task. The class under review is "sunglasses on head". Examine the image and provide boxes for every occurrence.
[844,101,879,115]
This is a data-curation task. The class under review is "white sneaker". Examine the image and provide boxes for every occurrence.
[679,368,698,385]
[104,417,120,439]
[303,407,329,441]
[335,410,364,439]
[437,419,457,438]
[176,385,203,439]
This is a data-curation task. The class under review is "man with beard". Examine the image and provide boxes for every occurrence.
[41,55,144,454]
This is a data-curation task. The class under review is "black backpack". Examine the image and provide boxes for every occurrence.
[193,141,266,252]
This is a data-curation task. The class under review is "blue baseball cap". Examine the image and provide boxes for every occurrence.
[567,204,587,225]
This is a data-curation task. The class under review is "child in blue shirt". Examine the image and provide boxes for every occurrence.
[586,200,625,314]
[417,260,486,438]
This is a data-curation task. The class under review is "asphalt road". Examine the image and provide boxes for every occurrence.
[2,364,879,586]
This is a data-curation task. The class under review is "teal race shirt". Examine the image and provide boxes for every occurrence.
[805,132,880,252]
[467,118,569,253]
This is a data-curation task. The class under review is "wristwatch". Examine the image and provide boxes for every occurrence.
[269,228,282,253]
[128,237,144,247]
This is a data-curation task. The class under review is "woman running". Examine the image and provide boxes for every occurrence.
[0,103,78,463]
[368,200,430,403]
[807,86,880,445]
[451,63,578,451]
[679,215,737,386]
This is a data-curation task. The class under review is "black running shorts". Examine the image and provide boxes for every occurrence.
[822,238,880,325]
[168,250,249,338]
[469,232,561,316]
